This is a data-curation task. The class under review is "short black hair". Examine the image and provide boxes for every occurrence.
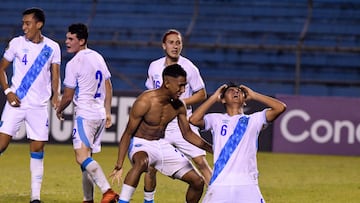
[220,82,246,99]
[68,23,88,43]
[162,64,187,79]
[23,7,45,28]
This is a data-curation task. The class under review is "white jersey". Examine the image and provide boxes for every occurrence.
[145,55,205,130]
[63,48,111,119]
[3,35,61,108]
[203,109,268,186]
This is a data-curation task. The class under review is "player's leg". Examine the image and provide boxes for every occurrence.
[143,167,157,203]
[191,155,212,185]
[81,154,95,202]
[178,169,205,203]
[0,104,23,155]
[26,107,49,203]
[158,139,204,203]
[0,132,12,155]
[74,117,118,203]
[119,151,150,203]
[81,162,94,202]
[29,140,45,202]
[166,127,212,185]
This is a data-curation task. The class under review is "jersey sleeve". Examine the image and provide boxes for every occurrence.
[185,61,205,92]
[51,42,61,65]
[63,60,78,89]
[99,54,111,80]
[203,113,218,131]
[3,38,17,62]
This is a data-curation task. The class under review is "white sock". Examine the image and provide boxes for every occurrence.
[119,184,136,202]
[144,190,156,202]
[30,152,44,201]
[82,170,94,201]
[81,157,110,194]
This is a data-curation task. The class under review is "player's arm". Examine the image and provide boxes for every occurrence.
[0,58,10,90]
[110,94,150,184]
[0,58,20,106]
[178,104,213,153]
[104,78,113,128]
[190,84,227,129]
[182,88,207,106]
[241,85,287,122]
[56,87,75,120]
[51,63,61,109]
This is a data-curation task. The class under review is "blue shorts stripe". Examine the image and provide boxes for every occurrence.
[76,116,91,148]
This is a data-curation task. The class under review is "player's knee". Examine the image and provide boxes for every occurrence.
[0,147,5,155]
[189,175,205,190]
[0,144,9,155]
[0,134,11,154]
[133,158,149,172]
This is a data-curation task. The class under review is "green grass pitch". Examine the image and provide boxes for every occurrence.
[0,143,359,202]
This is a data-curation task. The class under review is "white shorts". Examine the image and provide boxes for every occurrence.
[0,103,49,141]
[202,184,265,203]
[72,116,105,153]
[165,124,206,159]
[128,137,193,179]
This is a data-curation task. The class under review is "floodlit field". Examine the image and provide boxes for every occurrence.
[0,143,359,203]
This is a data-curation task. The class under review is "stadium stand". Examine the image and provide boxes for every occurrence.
[0,0,359,96]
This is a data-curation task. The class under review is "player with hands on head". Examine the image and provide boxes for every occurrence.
[189,83,287,203]
[110,64,213,203]
[56,23,118,203]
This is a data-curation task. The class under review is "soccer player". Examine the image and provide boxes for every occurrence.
[56,23,118,203]
[110,64,213,203]
[189,83,287,202]
[0,7,61,203]
[144,29,212,202]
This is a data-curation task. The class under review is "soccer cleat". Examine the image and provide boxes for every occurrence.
[30,200,42,203]
[83,201,94,203]
[101,189,119,203]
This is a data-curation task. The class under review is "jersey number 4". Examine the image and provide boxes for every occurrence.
[22,54,28,65]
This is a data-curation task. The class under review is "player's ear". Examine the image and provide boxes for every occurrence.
[163,77,170,88]
[36,21,44,30]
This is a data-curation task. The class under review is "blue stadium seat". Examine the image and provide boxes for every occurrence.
[0,0,359,97]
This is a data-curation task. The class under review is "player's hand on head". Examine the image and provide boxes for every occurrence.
[239,85,253,100]
[215,84,228,101]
